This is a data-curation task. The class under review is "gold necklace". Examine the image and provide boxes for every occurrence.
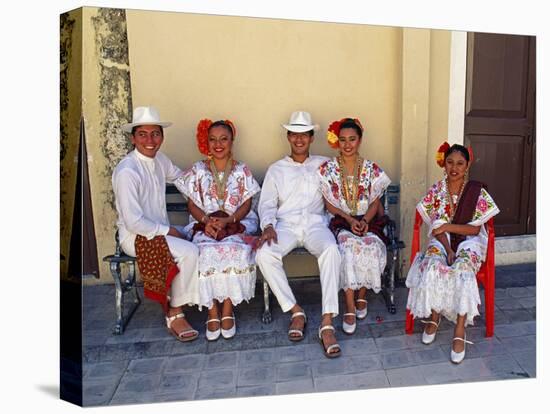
[210,158,233,211]
[446,177,466,221]
[337,155,363,216]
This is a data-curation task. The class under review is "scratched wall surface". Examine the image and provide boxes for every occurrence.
[60,9,82,279]
[82,7,133,283]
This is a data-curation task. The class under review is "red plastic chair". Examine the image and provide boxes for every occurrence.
[405,211,495,337]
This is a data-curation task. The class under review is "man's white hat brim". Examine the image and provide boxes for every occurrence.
[122,121,172,133]
[281,124,319,133]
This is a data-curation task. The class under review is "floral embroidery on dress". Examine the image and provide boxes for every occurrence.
[406,179,500,326]
[318,158,391,215]
[318,157,392,292]
[173,160,261,309]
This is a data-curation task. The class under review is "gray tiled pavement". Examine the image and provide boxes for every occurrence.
[82,263,536,406]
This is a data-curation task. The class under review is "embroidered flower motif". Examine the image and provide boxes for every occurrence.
[331,181,340,201]
[477,198,488,213]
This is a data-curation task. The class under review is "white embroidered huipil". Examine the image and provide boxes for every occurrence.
[112,149,200,307]
[256,155,341,316]
[318,158,391,293]
[174,160,261,309]
[405,179,500,326]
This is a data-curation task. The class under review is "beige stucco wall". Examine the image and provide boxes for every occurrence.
[82,8,453,283]
[126,10,402,181]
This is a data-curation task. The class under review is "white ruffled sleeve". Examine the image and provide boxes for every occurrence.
[317,159,342,210]
[469,188,500,226]
[368,162,391,204]
[173,162,205,209]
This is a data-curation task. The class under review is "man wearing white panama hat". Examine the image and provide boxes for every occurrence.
[256,111,342,358]
[113,106,200,342]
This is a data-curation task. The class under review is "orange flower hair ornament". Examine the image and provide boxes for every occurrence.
[196,119,237,156]
[435,141,451,167]
[326,118,364,149]
[196,119,212,156]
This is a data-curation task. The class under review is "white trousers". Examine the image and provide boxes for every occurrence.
[255,222,341,316]
[121,232,200,308]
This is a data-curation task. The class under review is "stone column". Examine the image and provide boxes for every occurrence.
[82,7,133,283]
[399,28,431,272]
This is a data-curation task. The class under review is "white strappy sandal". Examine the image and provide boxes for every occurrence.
[318,325,341,359]
[355,299,368,320]
[342,313,357,335]
[450,336,474,364]
[205,317,221,341]
[420,318,441,345]
[288,311,307,342]
[221,314,236,339]
[165,312,198,342]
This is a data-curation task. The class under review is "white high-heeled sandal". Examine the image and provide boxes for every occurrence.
[288,311,307,342]
[221,314,236,339]
[355,299,368,320]
[450,336,473,364]
[318,325,341,359]
[205,318,221,341]
[420,318,441,345]
[165,312,198,342]
[342,313,357,335]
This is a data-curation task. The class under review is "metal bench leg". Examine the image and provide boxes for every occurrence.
[261,279,272,323]
[383,248,397,314]
[110,261,141,335]
[110,262,125,335]
[124,261,141,324]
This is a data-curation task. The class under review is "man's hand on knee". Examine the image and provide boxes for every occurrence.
[258,225,278,248]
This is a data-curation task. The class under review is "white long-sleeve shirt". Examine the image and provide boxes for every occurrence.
[112,149,183,246]
[258,155,329,230]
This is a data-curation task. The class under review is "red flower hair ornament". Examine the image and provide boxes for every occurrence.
[435,141,451,168]
[326,118,364,149]
[196,119,237,156]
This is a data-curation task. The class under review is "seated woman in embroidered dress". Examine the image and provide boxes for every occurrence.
[318,118,391,335]
[405,143,499,363]
[174,119,260,341]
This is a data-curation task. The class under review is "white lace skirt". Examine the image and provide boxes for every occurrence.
[406,240,483,326]
[337,230,387,293]
[193,233,256,309]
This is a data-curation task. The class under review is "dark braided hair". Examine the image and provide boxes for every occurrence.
[209,120,234,139]
[444,144,469,163]
[339,118,363,138]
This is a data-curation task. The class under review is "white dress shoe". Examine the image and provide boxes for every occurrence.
[221,314,236,339]
[421,319,440,345]
[355,299,368,320]
[205,318,221,341]
[342,313,357,335]
[450,336,473,364]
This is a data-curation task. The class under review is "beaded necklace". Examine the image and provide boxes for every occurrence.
[210,158,233,211]
[337,155,363,216]
[446,177,467,221]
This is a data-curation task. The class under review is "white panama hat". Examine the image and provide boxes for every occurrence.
[121,106,172,133]
[281,111,319,133]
